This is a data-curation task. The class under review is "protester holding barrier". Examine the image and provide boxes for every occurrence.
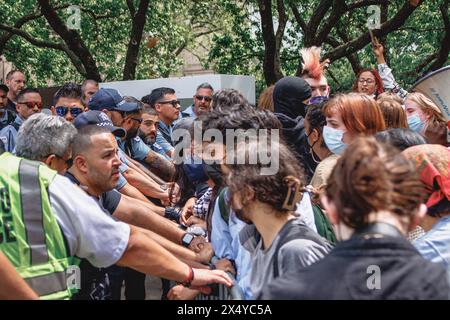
[1,33,450,301]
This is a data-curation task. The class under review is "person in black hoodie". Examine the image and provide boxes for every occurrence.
[259,137,450,300]
[273,76,315,181]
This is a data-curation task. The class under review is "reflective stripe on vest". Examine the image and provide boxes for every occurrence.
[0,153,77,299]
[25,271,68,297]
[19,159,49,265]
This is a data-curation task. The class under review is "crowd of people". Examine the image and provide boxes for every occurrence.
[0,41,450,300]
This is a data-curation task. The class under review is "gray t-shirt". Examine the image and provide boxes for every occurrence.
[49,175,130,268]
[240,219,330,298]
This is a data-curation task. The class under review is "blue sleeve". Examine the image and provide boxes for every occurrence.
[0,126,16,153]
[131,138,151,161]
[156,132,174,154]
[211,197,234,259]
[115,172,127,190]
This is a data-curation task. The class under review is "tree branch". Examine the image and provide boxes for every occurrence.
[323,0,424,62]
[127,0,136,17]
[0,4,70,55]
[37,0,101,81]
[0,23,86,77]
[425,0,450,73]
[345,0,390,11]
[307,0,333,43]
[314,0,345,46]
[123,0,150,80]
[289,3,307,33]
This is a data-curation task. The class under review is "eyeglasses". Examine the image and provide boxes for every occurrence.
[18,101,43,110]
[358,78,375,85]
[55,106,84,118]
[157,100,180,108]
[195,95,212,102]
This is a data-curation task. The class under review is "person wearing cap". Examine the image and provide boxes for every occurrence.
[0,84,15,130]
[4,113,233,300]
[89,88,174,193]
[73,111,205,249]
[0,88,42,153]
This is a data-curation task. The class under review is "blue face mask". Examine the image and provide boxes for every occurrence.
[323,126,347,155]
[407,114,426,133]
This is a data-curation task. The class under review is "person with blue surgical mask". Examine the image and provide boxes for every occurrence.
[404,92,447,146]
[322,93,386,155]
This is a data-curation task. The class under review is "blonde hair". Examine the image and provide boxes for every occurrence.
[406,92,445,127]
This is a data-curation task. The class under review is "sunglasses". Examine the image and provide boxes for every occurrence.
[158,100,180,108]
[195,95,212,102]
[55,106,84,118]
[19,101,43,110]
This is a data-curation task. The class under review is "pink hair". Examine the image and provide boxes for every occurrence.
[300,47,325,80]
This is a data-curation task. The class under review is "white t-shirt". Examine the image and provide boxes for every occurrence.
[49,175,130,268]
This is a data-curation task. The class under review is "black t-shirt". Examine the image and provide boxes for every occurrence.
[64,171,121,215]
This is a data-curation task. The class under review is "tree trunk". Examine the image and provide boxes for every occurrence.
[38,0,101,81]
[258,0,284,86]
[123,0,150,80]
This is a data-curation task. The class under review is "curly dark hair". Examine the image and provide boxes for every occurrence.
[225,139,305,214]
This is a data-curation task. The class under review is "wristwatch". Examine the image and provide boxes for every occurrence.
[181,233,195,248]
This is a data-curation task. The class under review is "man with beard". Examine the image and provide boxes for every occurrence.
[90,89,174,182]
[4,70,26,114]
[138,105,171,160]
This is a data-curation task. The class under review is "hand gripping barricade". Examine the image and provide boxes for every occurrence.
[167,255,245,300]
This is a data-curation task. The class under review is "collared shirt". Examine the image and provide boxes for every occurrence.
[116,136,151,161]
[181,105,196,119]
[158,120,175,147]
[0,109,14,130]
[0,115,24,153]
[414,216,450,273]
[5,98,17,114]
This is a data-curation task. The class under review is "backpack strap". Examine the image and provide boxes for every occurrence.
[272,219,334,278]
[218,187,230,225]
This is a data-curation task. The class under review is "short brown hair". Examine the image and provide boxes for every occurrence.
[377,94,408,129]
[323,93,386,135]
[326,136,424,229]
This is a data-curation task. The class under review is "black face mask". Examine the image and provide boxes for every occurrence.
[203,162,223,186]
